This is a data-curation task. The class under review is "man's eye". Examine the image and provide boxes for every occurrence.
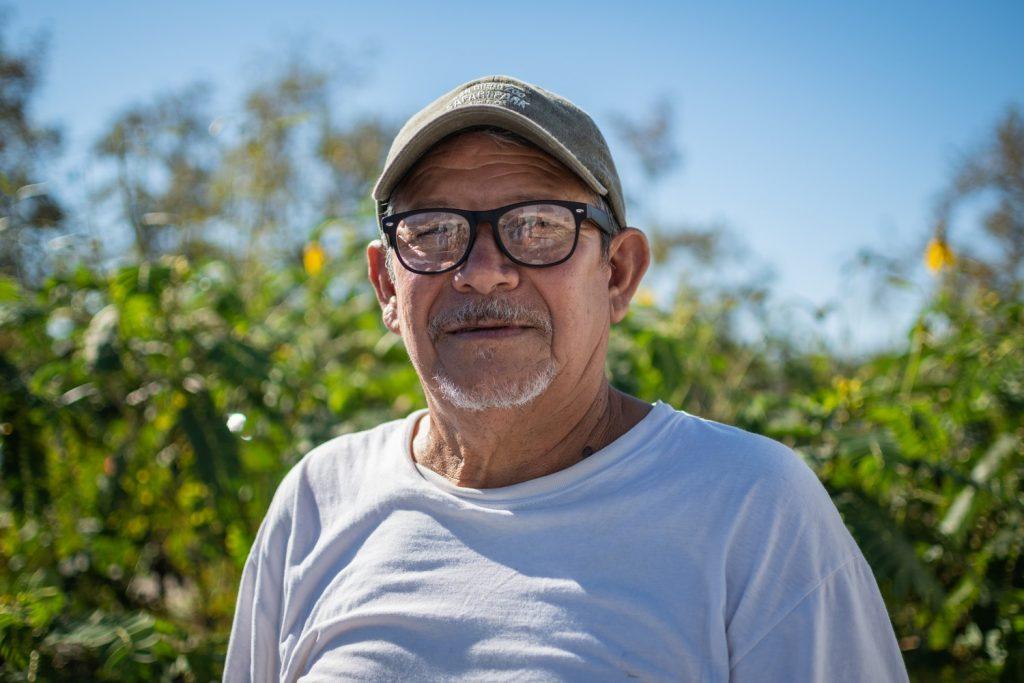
[412,223,453,238]
[509,217,538,231]
[508,219,556,239]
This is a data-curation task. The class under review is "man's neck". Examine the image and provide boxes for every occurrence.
[411,382,652,489]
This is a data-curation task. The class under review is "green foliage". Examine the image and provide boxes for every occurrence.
[5,237,1022,680]
[1,235,422,680]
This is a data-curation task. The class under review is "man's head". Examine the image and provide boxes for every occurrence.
[367,77,650,413]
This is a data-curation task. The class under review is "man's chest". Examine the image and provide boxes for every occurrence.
[275,506,731,682]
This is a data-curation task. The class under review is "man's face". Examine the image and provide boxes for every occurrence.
[370,130,617,411]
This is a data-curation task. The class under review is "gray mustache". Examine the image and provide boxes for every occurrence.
[428,298,552,341]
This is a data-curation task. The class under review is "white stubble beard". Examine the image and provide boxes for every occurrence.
[431,357,558,412]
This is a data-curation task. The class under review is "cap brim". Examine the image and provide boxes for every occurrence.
[372,104,608,208]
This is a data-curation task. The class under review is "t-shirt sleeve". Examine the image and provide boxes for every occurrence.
[223,468,298,683]
[718,438,908,682]
[729,553,909,682]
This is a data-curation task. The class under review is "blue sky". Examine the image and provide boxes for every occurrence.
[10,0,1024,355]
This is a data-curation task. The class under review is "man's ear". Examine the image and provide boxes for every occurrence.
[367,240,402,335]
[606,228,651,324]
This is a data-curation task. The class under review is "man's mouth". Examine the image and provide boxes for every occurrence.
[446,321,533,338]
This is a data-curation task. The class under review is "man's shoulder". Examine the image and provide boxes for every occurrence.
[656,403,817,494]
[652,403,850,545]
[264,412,415,519]
[299,412,412,477]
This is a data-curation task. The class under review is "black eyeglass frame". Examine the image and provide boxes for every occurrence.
[379,199,619,275]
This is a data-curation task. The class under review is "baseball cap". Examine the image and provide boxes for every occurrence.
[372,75,627,230]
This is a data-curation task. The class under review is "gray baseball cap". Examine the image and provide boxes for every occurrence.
[372,75,627,230]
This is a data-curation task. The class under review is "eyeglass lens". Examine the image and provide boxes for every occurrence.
[394,203,577,272]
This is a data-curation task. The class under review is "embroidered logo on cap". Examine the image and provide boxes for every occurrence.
[447,82,530,111]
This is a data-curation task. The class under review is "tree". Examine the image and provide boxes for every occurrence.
[88,54,392,270]
[0,11,64,285]
[92,82,223,261]
[932,105,1024,300]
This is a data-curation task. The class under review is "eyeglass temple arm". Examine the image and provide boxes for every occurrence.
[586,202,618,235]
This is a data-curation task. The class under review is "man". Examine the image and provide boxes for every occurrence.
[225,75,909,681]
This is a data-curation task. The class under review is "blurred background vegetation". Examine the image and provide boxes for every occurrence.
[0,12,1022,683]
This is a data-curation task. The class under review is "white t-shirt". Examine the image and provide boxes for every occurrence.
[224,401,908,682]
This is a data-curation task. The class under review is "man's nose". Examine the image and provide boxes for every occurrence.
[451,222,519,295]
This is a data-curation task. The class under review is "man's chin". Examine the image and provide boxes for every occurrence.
[430,362,558,412]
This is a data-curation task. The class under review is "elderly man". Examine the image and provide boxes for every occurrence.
[225,75,908,682]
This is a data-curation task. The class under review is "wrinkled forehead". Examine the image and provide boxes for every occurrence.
[389,129,599,210]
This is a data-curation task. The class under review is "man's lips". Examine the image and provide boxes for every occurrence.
[445,322,534,338]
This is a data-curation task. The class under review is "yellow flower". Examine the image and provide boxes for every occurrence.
[635,287,655,307]
[303,241,326,276]
[925,238,955,273]
[172,255,190,277]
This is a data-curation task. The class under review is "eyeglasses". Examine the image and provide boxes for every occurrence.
[380,199,618,275]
